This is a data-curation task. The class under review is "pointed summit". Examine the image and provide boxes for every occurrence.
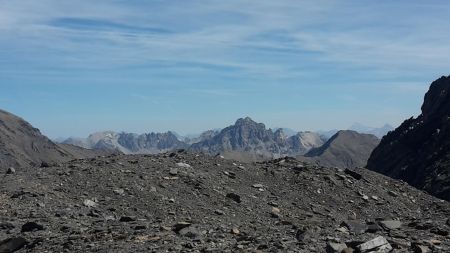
[234,117,259,127]
[421,75,450,119]
[189,117,324,161]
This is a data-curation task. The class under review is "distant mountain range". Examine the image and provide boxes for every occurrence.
[0,108,378,170]
[63,131,187,154]
[60,117,382,167]
[63,117,326,160]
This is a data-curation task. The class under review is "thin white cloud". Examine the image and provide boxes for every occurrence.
[0,0,449,81]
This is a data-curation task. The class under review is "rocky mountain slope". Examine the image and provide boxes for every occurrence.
[300,130,380,168]
[286,131,325,154]
[0,109,108,169]
[0,151,448,252]
[190,117,324,160]
[367,75,450,201]
[63,131,187,154]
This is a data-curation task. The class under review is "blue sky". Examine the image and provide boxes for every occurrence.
[1,1,450,138]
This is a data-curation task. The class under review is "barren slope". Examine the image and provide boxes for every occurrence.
[0,151,448,252]
[0,109,115,169]
[300,130,380,168]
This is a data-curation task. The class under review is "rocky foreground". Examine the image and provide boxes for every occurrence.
[1,151,449,252]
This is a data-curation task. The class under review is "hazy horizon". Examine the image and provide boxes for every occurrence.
[1,1,449,138]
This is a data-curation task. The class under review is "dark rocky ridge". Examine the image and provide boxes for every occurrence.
[0,151,448,252]
[367,75,450,201]
[299,130,380,169]
[0,109,109,169]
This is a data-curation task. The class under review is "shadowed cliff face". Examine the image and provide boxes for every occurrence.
[367,75,450,201]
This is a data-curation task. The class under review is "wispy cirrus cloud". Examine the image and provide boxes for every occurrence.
[2,0,449,79]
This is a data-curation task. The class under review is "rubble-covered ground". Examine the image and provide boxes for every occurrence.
[1,151,449,252]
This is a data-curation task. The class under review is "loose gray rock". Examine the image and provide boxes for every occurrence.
[379,220,402,230]
[344,169,362,180]
[0,237,27,253]
[113,189,124,195]
[367,223,382,233]
[176,162,191,168]
[414,244,431,253]
[341,220,368,234]
[83,199,97,207]
[6,167,15,174]
[356,236,392,253]
[252,183,264,188]
[173,222,192,233]
[388,190,398,197]
[226,193,241,203]
[169,168,178,175]
[119,216,136,222]
[178,225,202,239]
[326,242,347,253]
[21,222,44,232]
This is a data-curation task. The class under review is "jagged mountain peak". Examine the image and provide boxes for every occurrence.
[367,75,450,201]
[64,130,187,155]
[190,118,324,160]
[421,75,450,119]
[234,117,264,128]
